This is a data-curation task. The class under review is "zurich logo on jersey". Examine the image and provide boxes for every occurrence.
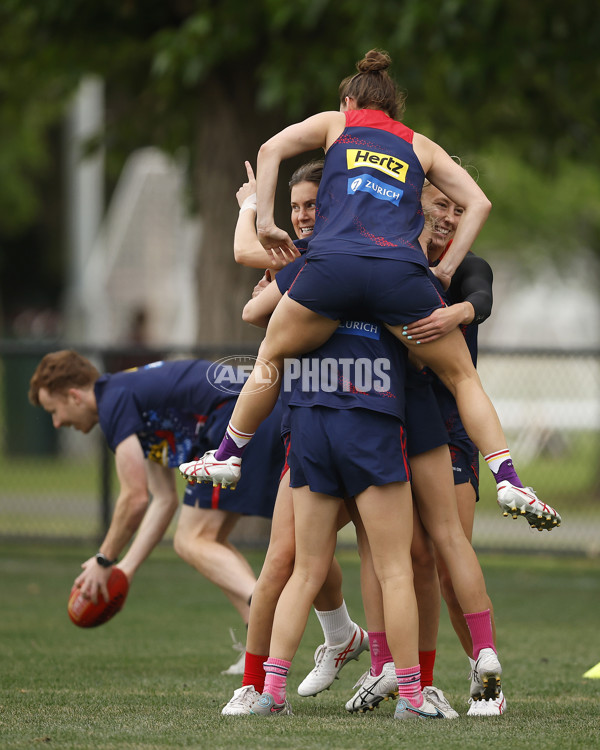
[347,174,403,205]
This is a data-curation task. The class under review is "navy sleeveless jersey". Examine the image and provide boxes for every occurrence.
[308,109,426,264]
[95,359,240,465]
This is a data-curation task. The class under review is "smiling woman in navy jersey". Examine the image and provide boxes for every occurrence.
[180,49,560,714]
[222,161,369,715]
[233,183,506,720]
[182,49,558,537]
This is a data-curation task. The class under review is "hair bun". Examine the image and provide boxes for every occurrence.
[356,49,391,73]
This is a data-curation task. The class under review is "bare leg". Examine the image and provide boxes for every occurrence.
[229,294,339,434]
[410,446,490,616]
[354,482,418,670]
[312,504,350,611]
[173,506,255,623]
[436,481,496,657]
[346,498,384,631]
[410,505,440,653]
[268,486,342,661]
[388,326,507,457]
[246,472,296,655]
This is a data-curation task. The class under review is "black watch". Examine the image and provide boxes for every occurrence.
[95,552,118,568]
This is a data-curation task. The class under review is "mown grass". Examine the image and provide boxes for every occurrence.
[1,544,599,749]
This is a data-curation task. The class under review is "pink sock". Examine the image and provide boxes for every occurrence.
[368,631,393,676]
[263,658,291,703]
[396,665,423,707]
[464,609,495,659]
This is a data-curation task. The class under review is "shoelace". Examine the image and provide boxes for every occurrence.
[311,644,329,673]
[351,670,370,690]
[228,627,244,654]
[424,686,452,711]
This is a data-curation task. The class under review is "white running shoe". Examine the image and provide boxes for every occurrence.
[345,662,398,713]
[179,450,242,489]
[470,648,502,702]
[222,685,261,716]
[221,649,246,675]
[297,625,369,697]
[250,693,293,716]
[496,481,561,531]
[220,628,246,675]
[467,690,507,716]
[422,685,460,719]
[394,695,446,720]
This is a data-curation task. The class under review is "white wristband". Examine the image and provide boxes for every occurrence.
[239,193,257,215]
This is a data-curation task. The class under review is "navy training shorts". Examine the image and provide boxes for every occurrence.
[287,253,444,326]
[288,405,410,499]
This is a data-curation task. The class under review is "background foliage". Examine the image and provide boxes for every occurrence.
[1,0,598,327]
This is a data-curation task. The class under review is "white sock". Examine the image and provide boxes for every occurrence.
[484,449,511,473]
[315,601,354,646]
[226,422,254,448]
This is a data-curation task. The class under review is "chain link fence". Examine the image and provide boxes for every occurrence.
[1,341,598,555]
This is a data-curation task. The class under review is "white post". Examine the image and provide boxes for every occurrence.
[63,76,104,342]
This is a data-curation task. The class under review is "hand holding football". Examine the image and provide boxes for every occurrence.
[67,566,129,628]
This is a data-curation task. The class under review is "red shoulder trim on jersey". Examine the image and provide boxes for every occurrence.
[432,238,453,266]
[345,109,414,143]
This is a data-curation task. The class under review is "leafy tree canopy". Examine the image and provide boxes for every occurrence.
[0,0,598,254]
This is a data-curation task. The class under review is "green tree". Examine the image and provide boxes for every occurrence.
[1,0,598,337]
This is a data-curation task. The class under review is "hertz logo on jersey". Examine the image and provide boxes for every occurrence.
[346,149,409,182]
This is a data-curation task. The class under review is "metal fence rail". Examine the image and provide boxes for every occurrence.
[1,341,599,555]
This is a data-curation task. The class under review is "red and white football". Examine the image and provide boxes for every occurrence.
[67,566,130,628]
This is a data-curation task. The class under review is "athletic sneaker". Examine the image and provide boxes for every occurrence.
[422,685,460,718]
[221,649,246,675]
[467,690,507,716]
[345,662,398,713]
[297,624,369,697]
[394,695,446,720]
[496,481,561,531]
[249,693,293,716]
[179,450,242,489]
[220,628,246,675]
[222,685,261,716]
[470,648,502,702]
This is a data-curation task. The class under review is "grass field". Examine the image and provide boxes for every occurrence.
[1,543,599,749]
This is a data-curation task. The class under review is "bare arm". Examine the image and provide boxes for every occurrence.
[74,434,149,603]
[242,273,284,328]
[413,134,492,287]
[117,460,180,579]
[403,302,475,344]
[256,111,345,254]
[234,161,301,269]
[404,254,493,343]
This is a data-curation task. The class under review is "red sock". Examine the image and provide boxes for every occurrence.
[464,609,495,659]
[242,651,268,692]
[419,649,436,688]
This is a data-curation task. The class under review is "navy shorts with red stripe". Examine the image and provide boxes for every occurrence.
[449,440,480,499]
[405,373,449,458]
[288,405,410,500]
[287,254,444,326]
[183,399,284,518]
